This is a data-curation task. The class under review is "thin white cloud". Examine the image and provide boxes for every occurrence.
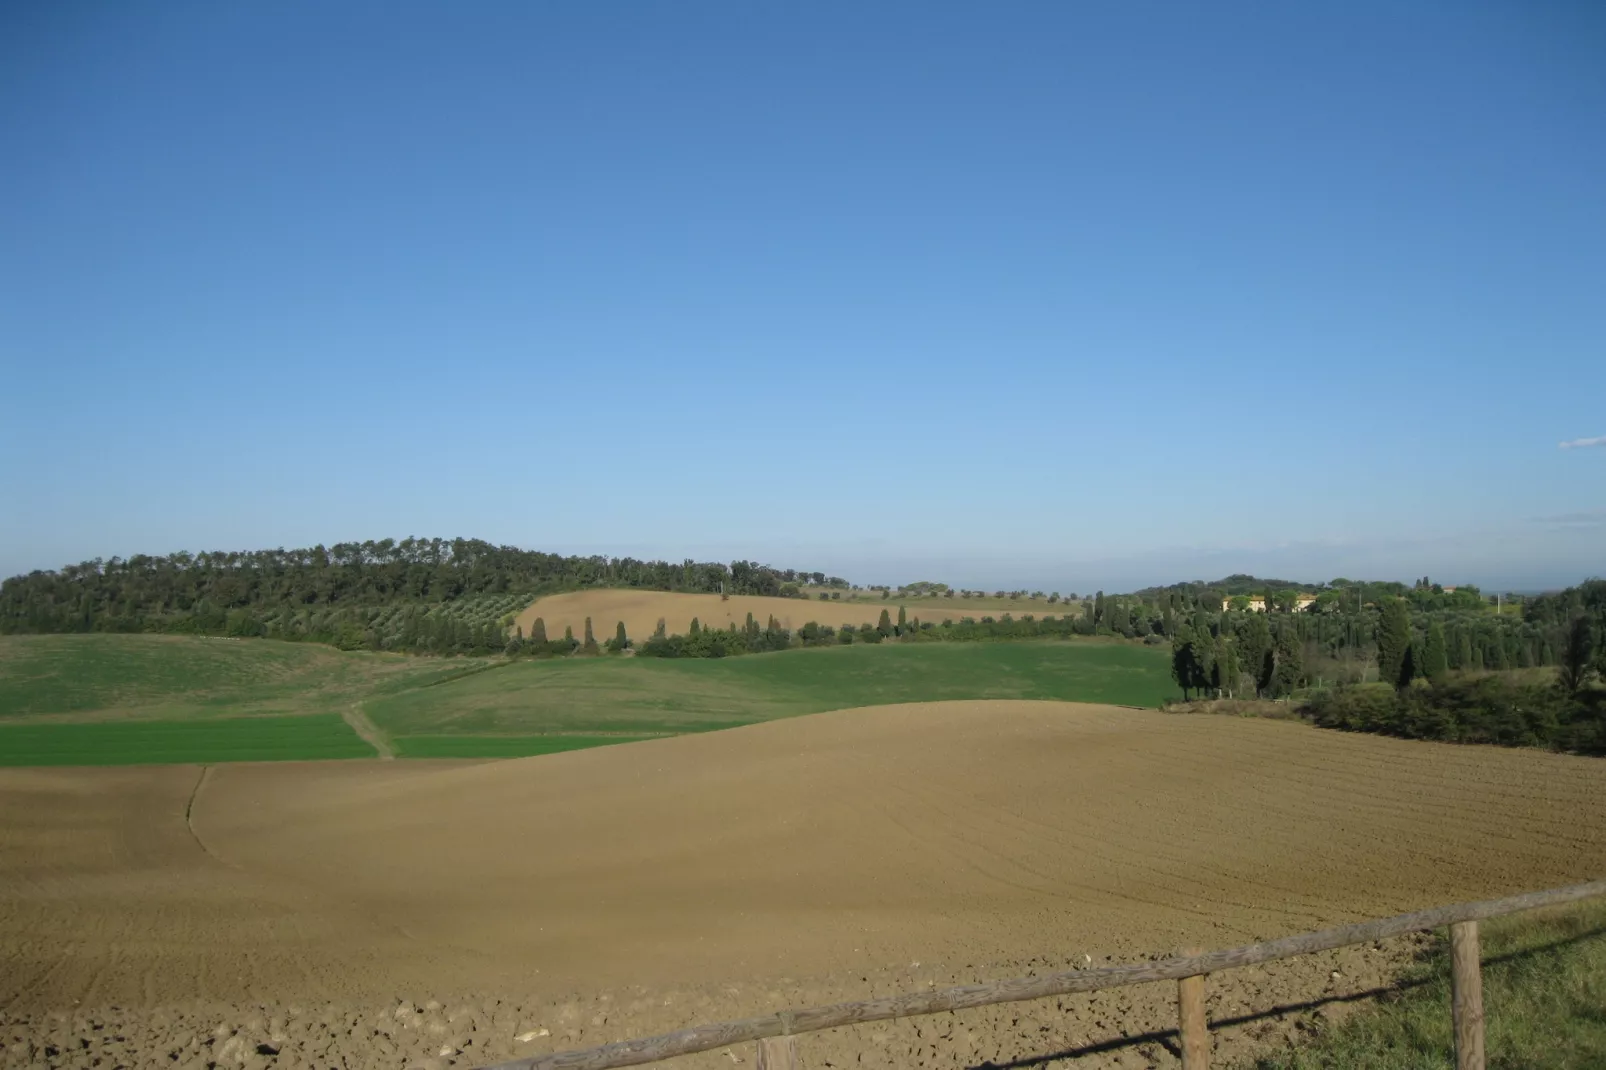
[1532,509,1606,529]
[1559,435,1606,450]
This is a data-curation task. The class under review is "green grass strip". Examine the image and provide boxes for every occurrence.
[390,734,658,758]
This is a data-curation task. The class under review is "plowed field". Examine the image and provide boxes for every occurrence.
[3,701,1603,1070]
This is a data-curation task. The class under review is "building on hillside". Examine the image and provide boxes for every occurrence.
[1221,594,1315,612]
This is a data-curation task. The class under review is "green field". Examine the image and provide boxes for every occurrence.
[390,734,658,758]
[0,633,488,721]
[369,641,1172,741]
[0,634,1174,765]
[0,714,372,766]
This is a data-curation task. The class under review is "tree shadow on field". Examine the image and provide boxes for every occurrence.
[965,925,1606,1069]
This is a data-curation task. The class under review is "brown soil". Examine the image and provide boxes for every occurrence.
[510,590,978,644]
[3,701,1604,1070]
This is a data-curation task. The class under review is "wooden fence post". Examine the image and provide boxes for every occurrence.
[1449,921,1485,1070]
[755,1035,797,1070]
[1177,948,1209,1070]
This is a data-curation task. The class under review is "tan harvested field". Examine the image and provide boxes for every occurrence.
[511,589,983,642]
[3,701,1605,1070]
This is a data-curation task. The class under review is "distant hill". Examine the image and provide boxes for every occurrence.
[1132,574,1330,600]
[0,538,849,650]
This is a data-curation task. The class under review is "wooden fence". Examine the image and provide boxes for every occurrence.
[483,879,1606,1070]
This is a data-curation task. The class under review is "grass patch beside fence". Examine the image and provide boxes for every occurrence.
[1245,898,1606,1069]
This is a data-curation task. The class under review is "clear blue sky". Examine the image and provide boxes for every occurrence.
[3,2,1603,591]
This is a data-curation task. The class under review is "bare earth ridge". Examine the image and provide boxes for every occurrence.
[3,701,1605,1070]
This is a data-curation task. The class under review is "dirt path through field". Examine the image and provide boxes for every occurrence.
[342,702,394,758]
[3,701,1605,1070]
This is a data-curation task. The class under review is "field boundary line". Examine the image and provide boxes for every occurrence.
[181,764,230,867]
[481,879,1606,1070]
[342,703,395,759]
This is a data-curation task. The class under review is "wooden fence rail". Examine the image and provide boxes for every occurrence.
[483,879,1606,1070]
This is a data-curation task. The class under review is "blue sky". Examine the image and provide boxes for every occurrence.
[2,2,1602,592]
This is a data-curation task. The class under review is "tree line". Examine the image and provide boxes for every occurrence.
[0,538,848,637]
[1302,675,1604,754]
[1176,578,1606,755]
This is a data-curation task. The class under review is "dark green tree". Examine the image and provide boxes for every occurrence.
[1253,641,1276,697]
[1170,626,1205,700]
[581,617,599,655]
[1597,610,1606,681]
[1422,620,1449,684]
[1376,598,1413,690]
[689,617,701,636]
[1267,627,1304,698]
[877,608,893,637]
[1240,613,1273,697]
[1216,639,1240,697]
[1559,615,1595,695]
[530,617,548,646]
[653,617,666,640]
[609,620,628,653]
[896,606,907,636]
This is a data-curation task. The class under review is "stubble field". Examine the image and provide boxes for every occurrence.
[509,589,1021,643]
[4,700,1604,1070]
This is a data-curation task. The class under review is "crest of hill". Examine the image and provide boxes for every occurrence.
[1133,574,1322,598]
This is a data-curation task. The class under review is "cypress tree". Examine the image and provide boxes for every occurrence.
[896,606,907,635]
[1241,613,1273,697]
[689,617,701,636]
[877,608,893,637]
[653,617,667,640]
[1170,625,1204,700]
[1254,641,1276,697]
[1269,627,1303,698]
[1559,615,1594,694]
[530,617,548,645]
[613,620,628,653]
[1376,598,1413,689]
[1219,640,1240,697]
[582,616,599,655]
[1422,620,1449,683]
